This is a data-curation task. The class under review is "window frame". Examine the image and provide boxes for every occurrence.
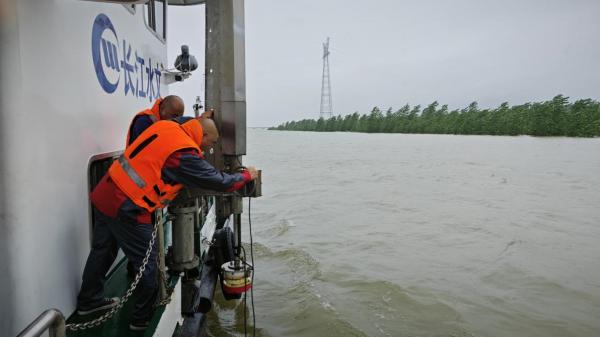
[143,0,167,44]
[87,150,123,240]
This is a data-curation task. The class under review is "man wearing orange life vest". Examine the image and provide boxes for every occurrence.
[126,95,185,146]
[76,116,258,331]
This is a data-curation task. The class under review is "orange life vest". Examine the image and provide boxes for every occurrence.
[109,119,203,212]
[126,98,162,146]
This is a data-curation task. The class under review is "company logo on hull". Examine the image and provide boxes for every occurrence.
[91,14,163,101]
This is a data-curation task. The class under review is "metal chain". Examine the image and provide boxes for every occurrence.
[155,211,173,307]
[155,255,174,307]
[66,222,159,331]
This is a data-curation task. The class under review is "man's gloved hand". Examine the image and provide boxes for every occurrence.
[200,109,215,119]
[245,166,259,180]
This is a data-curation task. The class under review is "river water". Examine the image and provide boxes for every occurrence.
[207,129,600,337]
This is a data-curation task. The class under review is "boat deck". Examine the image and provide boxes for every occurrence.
[66,259,176,337]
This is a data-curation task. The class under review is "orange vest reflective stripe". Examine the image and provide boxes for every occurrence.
[109,119,203,212]
[126,98,162,146]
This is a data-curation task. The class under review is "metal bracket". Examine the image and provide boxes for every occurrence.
[173,170,262,205]
[161,67,192,85]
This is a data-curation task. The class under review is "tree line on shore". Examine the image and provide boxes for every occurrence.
[270,95,600,137]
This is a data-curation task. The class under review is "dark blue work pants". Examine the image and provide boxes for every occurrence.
[77,209,158,322]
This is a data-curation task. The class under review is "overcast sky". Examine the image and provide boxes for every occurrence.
[168,0,600,127]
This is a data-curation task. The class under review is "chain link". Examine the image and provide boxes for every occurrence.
[66,222,159,331]
[155,254,174,307]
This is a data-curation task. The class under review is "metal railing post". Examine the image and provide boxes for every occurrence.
[17,309,66,337]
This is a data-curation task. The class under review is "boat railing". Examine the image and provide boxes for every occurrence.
[16,308,66,337]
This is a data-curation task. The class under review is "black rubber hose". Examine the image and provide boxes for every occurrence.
[195,262,218,313]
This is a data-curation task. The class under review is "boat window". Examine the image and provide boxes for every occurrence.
[145,0,167,42]
[87,152,122,233]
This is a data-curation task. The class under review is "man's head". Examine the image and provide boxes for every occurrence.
[176,116,219,151]
[200,118,219,151]
[159,95,185,120]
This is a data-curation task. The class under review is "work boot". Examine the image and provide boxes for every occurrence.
[129,320,150,331]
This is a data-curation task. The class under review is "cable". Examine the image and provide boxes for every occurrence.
[240,244,255,337]
[237,170,257,337]
[248,195,256,337]
[242,245,247,337]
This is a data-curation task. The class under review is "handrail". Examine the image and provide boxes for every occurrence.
[17,309,66,337]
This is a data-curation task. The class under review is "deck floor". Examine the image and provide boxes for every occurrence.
[66,259,174,337]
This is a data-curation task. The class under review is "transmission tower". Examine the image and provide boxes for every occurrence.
[320,37,333,118]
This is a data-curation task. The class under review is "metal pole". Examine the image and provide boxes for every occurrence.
[206,0,247,223]
[17,309,66,337]
[170,205,200,272]
[234,213,242,267]
[206,0,246,157]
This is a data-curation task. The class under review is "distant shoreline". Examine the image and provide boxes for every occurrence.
[269,96,600,138]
